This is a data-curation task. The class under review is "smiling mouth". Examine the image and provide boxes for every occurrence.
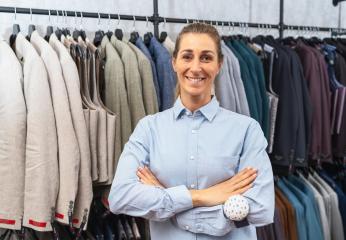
[185,76,206,83]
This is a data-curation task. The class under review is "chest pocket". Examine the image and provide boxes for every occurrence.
[198,155,240,188]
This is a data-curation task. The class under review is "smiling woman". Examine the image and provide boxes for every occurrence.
[108,23,274,240]
[173,24,224,111]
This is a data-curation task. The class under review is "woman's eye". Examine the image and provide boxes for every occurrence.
[182,55,192,60]
[201,55,212,62]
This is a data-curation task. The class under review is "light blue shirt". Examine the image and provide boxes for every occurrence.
[109,96,274,240]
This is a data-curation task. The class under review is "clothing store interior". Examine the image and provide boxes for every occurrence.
[0,0,346,239]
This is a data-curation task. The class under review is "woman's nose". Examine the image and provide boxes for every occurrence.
[190,59,202,72]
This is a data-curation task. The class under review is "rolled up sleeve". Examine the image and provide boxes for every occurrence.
[240,120,275,226]
[175,205,236,236]
[175,120,274,236]
[108,117,193,221]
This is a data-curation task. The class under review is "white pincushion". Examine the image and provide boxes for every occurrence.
[223,195,249,221]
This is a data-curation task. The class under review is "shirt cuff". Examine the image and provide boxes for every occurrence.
[165,185,193,213]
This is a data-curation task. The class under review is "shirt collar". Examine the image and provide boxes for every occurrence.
[173,96,219,122]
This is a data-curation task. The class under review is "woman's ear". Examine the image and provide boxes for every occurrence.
[216,59,223,75]
[172,57,177,72]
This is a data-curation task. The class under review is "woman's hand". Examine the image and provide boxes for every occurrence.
[137,166,257,208]
[137,166,165,188]
[191,167,257,207]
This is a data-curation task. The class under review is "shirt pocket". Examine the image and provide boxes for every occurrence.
[198,155,239,187]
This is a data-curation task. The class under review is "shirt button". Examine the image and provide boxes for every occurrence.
[190,156,195,160]
[191,129,197,134]
[185,225,190,230]
[190,184,195,189]
[197,227,203,232]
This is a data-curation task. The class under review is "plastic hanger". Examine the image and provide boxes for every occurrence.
[55,10,63,40]
[143,16,153,45]
[72,11,82,41]
[105,14,113,39]
[115,14,123,40]
[130,15,141,44]
[10,8,20,47]
[159,18,168,43]
[27,8,36,40]
[94,13,104,46]
[44,10,54,41]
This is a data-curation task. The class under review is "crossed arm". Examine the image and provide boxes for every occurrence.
[108,118,274,236]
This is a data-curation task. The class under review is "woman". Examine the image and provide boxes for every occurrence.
[109,23,274,240]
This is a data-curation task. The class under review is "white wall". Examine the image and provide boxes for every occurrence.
[0,0,344,40]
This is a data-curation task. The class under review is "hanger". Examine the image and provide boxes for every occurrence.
[72,11,82,41]
[115,14,123,40]
[159,18,168,43]
[44,10,54,41]
[55,10,63,40]
[27,8,36,40]
[94,12,104,47]
[61,10,71,38]
[106,14,113,39]
[10,7,20,47]
[143,17,153,45]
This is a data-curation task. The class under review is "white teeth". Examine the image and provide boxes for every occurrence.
[186,76,204,83]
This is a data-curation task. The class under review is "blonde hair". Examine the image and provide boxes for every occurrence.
[173,23,223,98]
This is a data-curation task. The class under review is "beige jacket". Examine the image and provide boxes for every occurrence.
[15,33,58,232]
[30,31,80,226]
[162,36,175,56]
[100,36,132,173]
[0,41,26,230]
[110,35,146,129]
[128,42,159,115]
[49,33,93,228]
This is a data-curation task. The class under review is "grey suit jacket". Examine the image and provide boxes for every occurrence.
[298,173,330,240]
[215,44,237,112]
[14,32,58,232]
[0,41,26,230]
[222,41,250,116]
[110,35,146,129]
[49,33,93,228]
[313,173,344,240]
[30,31,80,226]
[128,42,159,115]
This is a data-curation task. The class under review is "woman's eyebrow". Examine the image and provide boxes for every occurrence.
[180,49,216,55]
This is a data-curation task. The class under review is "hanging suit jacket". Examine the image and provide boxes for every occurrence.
[99,36,131,174]
[89,43,116,186]
[162,36,175,56]
[0,41,26,230]
[222,41,250,116]
[128,42,159,115]
[30,31,80,226]
[67,39,100,183]
[110,35,146,129]
[49,33,93,229]
[135,37,161,109]
[14,32,58,232]
[148,37,177,111]
[215,44,238,112]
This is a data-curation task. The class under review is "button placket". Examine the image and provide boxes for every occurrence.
[188,115,203,191]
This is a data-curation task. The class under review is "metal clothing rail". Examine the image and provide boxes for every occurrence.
[0,0,344,38]
[0,5,280,38]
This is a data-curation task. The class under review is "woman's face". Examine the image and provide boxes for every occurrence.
[172,33,222,100]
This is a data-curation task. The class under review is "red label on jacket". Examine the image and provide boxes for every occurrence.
[55,213,64,219]
[72,218,79,224]
[29,219,47,228]
[0,218,15,225]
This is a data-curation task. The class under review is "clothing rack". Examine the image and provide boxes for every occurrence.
[0,0,345,38]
